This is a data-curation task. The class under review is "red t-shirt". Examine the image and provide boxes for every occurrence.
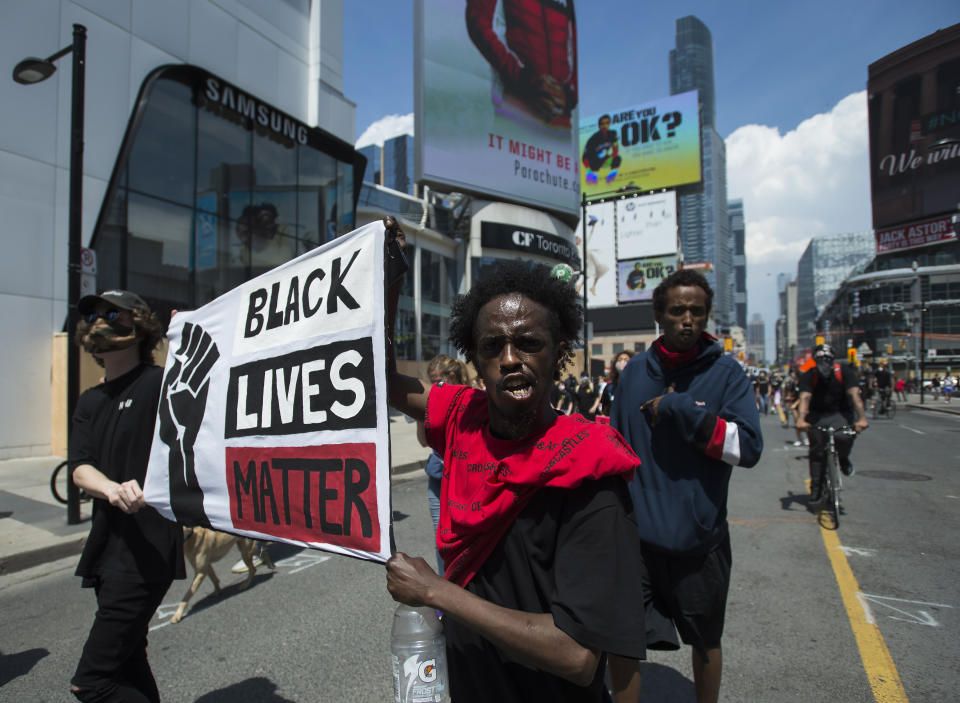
[425,384,640,587]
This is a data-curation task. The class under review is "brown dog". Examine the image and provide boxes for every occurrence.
[170,527,275,624]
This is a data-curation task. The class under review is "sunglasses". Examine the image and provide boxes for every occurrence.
[86,309,122,323]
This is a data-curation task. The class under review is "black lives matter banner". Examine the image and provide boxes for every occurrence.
[144,223,392,562]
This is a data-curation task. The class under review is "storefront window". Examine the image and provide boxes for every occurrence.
[88,66,363,316]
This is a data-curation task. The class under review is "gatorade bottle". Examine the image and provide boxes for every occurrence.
[391,604,450,703]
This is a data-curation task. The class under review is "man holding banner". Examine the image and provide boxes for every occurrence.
[69,291,185,703]
[384,219,647,702]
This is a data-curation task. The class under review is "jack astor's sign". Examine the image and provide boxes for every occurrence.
[875,214,956,254]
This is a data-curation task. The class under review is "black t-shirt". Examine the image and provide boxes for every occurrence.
[444,477,647,703]
[875,368,892,389]
[70,365,184,584]
[577,384,597,417]
[798,364,859,421]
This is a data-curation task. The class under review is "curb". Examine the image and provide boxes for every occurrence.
[0,535,86,577]
[904,403,960,416]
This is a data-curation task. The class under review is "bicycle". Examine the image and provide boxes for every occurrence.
[871,389,896,420]
[814,425,857,528]
[50,459,91,505]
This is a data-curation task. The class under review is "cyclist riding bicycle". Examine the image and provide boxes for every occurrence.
[796,344,869,504]
[874,360,892,411]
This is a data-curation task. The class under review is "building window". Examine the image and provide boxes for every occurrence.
[89,65,362,317]
[634,341,646,352]
[591,343,603,356]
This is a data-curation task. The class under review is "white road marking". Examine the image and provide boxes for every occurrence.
[898,424,925,435]
[839,546,877,557]
[857,593,953,627]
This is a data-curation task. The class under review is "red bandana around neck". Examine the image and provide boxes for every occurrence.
[652,333,715,370]
[426,386,640,588]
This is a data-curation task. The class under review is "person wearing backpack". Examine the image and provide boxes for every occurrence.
[796,344,868,504]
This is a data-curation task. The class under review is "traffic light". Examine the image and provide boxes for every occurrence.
[886,343,894,354]
[724,337,733,352]
[848,348,857,364]
[815,335,825,346]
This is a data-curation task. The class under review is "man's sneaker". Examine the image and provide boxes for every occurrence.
[792,440,803,447]
[803,437,810,446]
[231,554,264,574]
[841,460,854,476]
[808,491,824,507]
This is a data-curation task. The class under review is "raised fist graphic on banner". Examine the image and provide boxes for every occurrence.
[159,321,219,527]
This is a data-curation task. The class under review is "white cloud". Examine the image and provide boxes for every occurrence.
[355,113,414,148]
[726,91,873,358]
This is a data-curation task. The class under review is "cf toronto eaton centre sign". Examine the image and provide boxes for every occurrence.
[480,222,578,264]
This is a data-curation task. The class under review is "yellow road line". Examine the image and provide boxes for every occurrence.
[808,479,910,702]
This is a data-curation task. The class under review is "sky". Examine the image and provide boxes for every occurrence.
[343,1,958,359]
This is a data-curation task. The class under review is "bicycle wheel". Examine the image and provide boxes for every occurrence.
[827,453,841,528]
[50,460,70,504]
[887,400,897,420]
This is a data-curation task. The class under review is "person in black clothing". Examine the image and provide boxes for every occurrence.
[576,372,598,419]
[382,218,646,702]
[598,351,633,417]
[796,344,868,504]
[69,290,184,703]
[874,360,892,410]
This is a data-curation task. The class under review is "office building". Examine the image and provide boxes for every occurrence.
[747,314,765,365]
[796,232,876,346]
[670,16,732,327]
[2,0,360,458]
[729,199,747,329]
[821,22,960,378]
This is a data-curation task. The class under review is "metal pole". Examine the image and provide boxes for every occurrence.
[66,24,86,524]
[580,193,589,377]
[919,276,925,405]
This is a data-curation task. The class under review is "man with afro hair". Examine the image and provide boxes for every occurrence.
[382,217,647,702]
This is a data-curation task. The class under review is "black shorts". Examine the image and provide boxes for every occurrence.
[640,535,732,657]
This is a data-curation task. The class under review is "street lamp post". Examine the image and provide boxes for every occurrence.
[911,260,925,405]
[13,24,86,524]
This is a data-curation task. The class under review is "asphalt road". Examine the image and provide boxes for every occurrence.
[1,407,958,702]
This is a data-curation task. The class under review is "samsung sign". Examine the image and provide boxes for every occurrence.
[202,76,308,146]
[480,222,578,264]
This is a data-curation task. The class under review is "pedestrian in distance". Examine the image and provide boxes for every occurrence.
[416,353,471,572]
[69,290,185,703]
[382,217,647,702]
[597,350,634,418]
[610,269,763,703]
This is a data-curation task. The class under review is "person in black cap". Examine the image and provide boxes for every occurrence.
[796,344,868,504]
[69,290,184,703]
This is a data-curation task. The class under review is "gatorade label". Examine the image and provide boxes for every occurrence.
[391,652,446,703]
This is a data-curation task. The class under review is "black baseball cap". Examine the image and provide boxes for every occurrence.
[813,344,834,361]
[78,290,150,315]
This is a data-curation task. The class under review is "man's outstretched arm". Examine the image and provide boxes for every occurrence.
[384,216,430,422]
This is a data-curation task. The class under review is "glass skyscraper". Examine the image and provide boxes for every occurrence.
[670,16,733,327]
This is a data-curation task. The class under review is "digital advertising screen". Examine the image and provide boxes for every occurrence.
[579,91,701,199]
[616,191,678,259]
[415,0,581,217]
[617,254,679,303]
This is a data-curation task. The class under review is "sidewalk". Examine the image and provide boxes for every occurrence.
[899,391,960,416]
[0,413,430,577]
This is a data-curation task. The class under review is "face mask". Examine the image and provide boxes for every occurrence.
[581,377,589,384]
[615,360,628,371]
[81,318,139,355]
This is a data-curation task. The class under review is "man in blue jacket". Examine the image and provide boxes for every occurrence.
[611,269,763,703]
